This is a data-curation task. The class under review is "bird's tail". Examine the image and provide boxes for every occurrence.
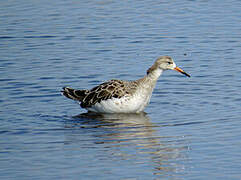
[62,87,87,101]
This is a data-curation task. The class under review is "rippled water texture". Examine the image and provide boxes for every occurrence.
[1,1,241,179]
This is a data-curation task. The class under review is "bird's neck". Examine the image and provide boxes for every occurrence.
[137,68,163,87]
[146,68,163,81]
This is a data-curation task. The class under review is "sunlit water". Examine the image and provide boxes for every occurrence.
[1,1,241,179]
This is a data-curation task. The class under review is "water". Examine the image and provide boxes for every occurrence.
[1,0,241,179]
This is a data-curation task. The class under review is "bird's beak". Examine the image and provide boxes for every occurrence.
[174,67,191,77]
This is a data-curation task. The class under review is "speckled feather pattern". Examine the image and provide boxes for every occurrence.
[62,56,190,113]
[63,79,139,108]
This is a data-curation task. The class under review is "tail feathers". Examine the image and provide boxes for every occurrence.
[62,87,87,101]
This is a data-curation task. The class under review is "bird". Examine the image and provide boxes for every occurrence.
[62,56,190,114]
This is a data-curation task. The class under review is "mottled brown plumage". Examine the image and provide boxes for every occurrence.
[62,56,190,113]
[62,79,138,108]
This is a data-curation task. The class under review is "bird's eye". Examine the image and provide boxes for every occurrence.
[167,62,172,65]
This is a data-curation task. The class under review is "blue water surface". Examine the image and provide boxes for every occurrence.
[1,1,241,179]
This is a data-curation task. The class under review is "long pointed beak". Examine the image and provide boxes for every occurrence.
[174,67,191,77]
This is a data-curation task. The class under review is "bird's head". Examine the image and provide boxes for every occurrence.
[147,56,190,77]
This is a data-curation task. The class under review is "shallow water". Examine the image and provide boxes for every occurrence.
[1,0,241,179]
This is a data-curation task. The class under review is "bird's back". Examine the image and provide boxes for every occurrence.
[62,79,138,108]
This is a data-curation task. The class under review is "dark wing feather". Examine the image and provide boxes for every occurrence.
[81,80,137,108]
[62,87,89,101]
[62,80,138,108]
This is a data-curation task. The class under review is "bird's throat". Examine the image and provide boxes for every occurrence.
[147,68,163,81]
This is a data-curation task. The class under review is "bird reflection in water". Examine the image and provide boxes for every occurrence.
[65,112,188,177]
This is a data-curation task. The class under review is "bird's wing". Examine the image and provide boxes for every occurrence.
[80,79,137,108]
